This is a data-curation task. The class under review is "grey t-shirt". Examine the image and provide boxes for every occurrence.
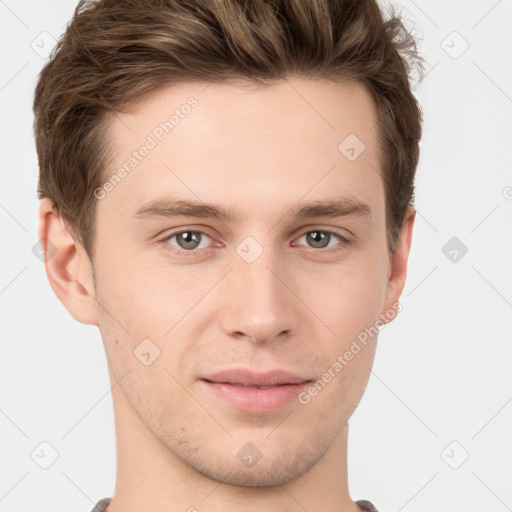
[90,497,379,511]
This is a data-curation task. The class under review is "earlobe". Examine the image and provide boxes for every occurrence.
[381,206,416,320]
[38,199,99,326]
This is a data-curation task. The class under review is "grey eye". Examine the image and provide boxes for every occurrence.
[305,231,332,248]
[166,231,212,251]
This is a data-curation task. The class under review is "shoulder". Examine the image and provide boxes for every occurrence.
[356,499,380,512]
[90,497,112,512]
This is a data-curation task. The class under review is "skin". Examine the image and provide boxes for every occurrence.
[39,77,414,512]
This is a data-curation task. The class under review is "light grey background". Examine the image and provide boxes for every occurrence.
[1,1,511,511]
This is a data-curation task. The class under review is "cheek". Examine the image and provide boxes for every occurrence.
[94,247,183,330]
[311,253,389,340]
[300,260,386,411]
[93,250,217,371]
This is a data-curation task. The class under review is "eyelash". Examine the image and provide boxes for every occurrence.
[160,228,351,257]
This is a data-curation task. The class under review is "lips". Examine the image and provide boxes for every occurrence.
[200,369,312,413]
[201,368,310,387]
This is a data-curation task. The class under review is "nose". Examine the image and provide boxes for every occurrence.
[219,244,299,345]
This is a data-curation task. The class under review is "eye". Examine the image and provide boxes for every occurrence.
[294,229,350,250]
[160,227,350,257]
[164,230,214,252]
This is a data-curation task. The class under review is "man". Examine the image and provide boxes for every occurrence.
[33,0,423,510]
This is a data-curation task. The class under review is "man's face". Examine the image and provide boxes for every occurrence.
[90,77,402,486]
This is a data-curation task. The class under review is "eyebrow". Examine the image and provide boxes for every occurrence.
[132,197,371,223]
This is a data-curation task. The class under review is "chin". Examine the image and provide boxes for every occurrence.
[174,436,329,488]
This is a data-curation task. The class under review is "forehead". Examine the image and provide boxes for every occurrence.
[99,77,383,224]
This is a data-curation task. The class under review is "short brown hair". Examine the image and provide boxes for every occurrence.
[33,0,424,260]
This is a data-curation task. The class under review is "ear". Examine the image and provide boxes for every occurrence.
[37,198,99,326]
[380,206,415,321]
